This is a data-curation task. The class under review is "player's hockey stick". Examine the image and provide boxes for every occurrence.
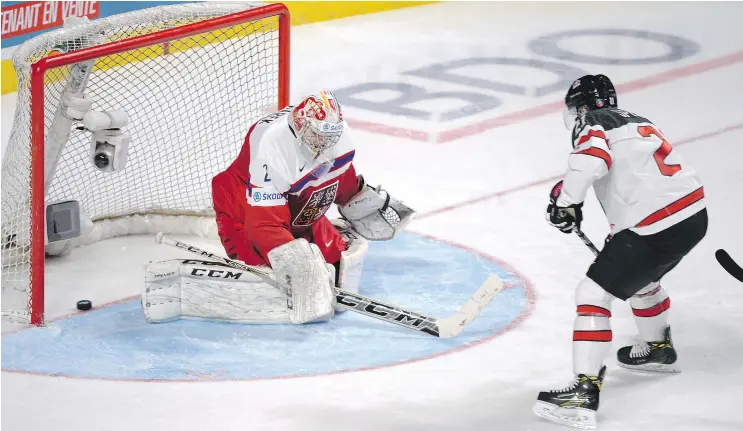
[548,181,601,257]
[715,249,743,282]
[575,229,600,256]
[154,233,504,338]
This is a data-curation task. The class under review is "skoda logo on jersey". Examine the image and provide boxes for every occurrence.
[250,189,287,207]
[261,192,284,200]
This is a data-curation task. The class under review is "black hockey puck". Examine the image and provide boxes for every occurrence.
[76,300,92,311]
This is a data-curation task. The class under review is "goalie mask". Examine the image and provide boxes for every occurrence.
[291,90,345,165]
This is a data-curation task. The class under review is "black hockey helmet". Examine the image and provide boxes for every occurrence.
[595,74,617,107]
[564,74,617,112]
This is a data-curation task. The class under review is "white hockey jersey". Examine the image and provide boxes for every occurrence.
[557,108,705,236]
[214,105,360,261]
[244,105,357,209]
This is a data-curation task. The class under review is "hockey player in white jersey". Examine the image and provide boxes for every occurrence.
[533,75,708,429]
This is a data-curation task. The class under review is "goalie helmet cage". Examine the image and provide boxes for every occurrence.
[1,3,291,326]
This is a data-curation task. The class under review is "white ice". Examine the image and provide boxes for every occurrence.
[2,2,743,430]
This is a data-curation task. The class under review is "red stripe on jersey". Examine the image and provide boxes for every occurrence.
[576,305,611,317]
[575,147,612,169]
[635,187,704,227]
[632,298,671,317]
[573,330,612,342]
[576,129,608,147]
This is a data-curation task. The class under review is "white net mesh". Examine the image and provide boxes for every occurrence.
[1,2,287,325]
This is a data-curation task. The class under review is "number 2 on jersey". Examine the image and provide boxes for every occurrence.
[637,125,682,176]
[262,164,271,182]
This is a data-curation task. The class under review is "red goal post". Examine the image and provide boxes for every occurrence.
[2,3,291,326]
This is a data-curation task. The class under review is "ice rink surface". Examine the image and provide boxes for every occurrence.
[2,2,743,430]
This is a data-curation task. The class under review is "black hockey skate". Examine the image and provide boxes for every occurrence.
[616,326,680,373]
[532,366,606,430]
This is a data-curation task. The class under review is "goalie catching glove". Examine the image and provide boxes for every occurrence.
[338,177,415,241]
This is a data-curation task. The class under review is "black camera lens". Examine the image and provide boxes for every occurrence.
[94,152,109,169]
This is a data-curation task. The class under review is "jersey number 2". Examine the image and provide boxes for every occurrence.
[637,125,681,176]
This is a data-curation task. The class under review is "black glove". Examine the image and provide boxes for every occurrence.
[546,180,583,234]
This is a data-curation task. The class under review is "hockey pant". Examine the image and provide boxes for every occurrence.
[572,209,707,376]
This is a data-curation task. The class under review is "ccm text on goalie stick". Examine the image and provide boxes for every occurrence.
[154,233,504,338]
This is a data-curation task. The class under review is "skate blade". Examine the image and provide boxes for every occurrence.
[533,401,596,430]
[617,361,681,373]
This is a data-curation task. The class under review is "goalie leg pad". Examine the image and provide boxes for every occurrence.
[267,238,336,324]
[143,259,290,324]
[338,179,415,241]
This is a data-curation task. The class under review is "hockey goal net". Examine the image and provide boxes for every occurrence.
[1,2,290,326]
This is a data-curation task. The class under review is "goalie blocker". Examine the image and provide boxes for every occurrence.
[143,220,368,324]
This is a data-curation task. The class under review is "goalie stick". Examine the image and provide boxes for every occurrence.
[715,249,743,282]
[154,233,504,338]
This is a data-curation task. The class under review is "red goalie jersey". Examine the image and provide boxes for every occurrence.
[211,96,361,267]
